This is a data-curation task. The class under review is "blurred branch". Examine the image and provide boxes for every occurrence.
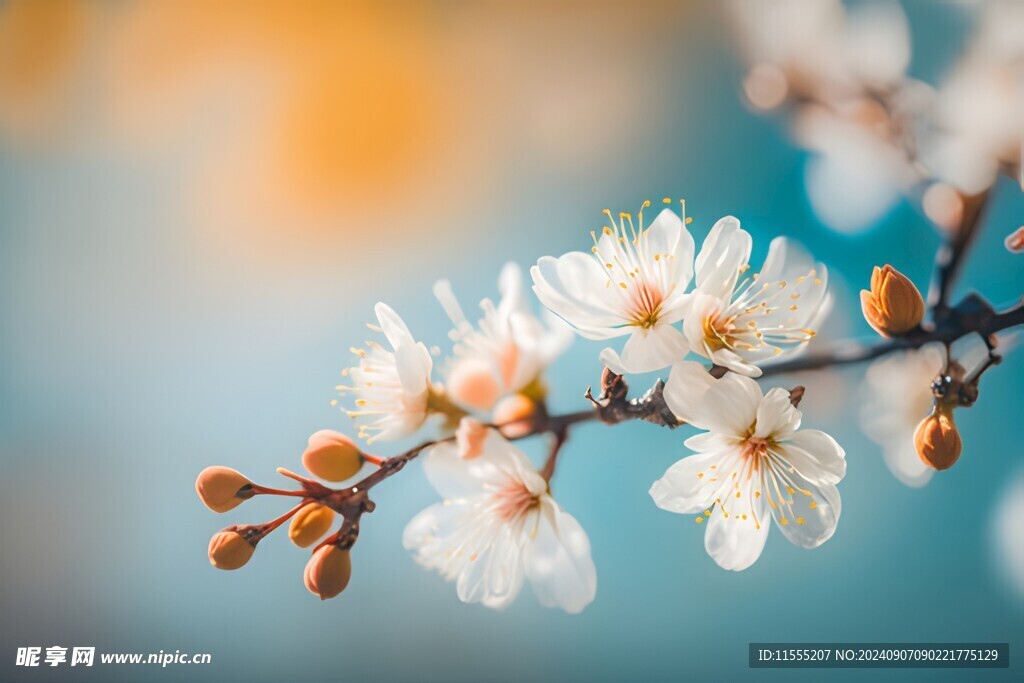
[929,189,993,316]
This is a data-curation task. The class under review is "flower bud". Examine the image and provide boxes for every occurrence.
[914,406,962,471]
[208,527,257,570]
[288,504,335,548]
[860,265,925,337]
[195,466,252,513]
[302,430,363,482]
[492,393,538,439]
[455,417,488,460]
[304,544,352,600]
[446,358,501,412]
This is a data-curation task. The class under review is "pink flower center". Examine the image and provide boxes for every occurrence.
[492,480,539,522]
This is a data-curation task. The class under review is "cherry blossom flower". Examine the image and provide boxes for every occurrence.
[682,219,828,377]
[403,429,596,612]
[434,262,572,412]
[992,471,1024,601]
[339,303,436,443]
[531,204,695,374]
[650,361,846,571]
[860,346,944,487]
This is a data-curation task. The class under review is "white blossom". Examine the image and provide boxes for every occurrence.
[650,361,846,571]
[992,471,1024,601]
[860,346,944,487]
[404,429,597,613]
[531,205,695,374]
[682,218,828,377]
[434,262,572,412]
[339,303,436,443]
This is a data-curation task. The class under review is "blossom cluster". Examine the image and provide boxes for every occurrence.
[195,193,1020,614]
[318,204,840,611]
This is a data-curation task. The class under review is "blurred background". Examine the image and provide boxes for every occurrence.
[1,1,1022,681]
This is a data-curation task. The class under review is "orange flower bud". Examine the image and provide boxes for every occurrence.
[914,406,963,471]
[492,393,538,439]
[446,359,501,412]
[860,265,925,337]
[195,466,252,513]
[289,504,335,548]
[455,417,488,460]
[302,430,363,482]
[304,544,352,600]
[208,528,257,570]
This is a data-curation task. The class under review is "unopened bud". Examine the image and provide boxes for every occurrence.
[446,359,501,412]
[914,406,962,471]
[208,527,257,570]
[455,417,488,460]
[196,466,252,513]
[860,265,925,337]
[492,394,538,439]
[304,544,352,600]
[302,430,363,482]
[289,504,335,548]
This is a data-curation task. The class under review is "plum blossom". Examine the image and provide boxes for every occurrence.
[403,429,597,613]
[650,361,846,571]
[682,218,828,377]
[860,346,944,487]
[434,262,572,412]
[531,204,695,375]
[339,303,436,443]
[992,471,1024,601]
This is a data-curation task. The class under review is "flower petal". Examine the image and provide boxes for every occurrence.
[767,471,842,550]
[375,302,415,350]
[456,523,525,609]
[704,484,770,571]
[702,372,763,437]
[695,216,752,302]
[649,452,725,514]
[531,253,630,339]
[663,360,717,429]
[775,429,847,486]
[524,497,597,614]
[754,387,802,440]
[422,442,488,499]
[599,324,689,375]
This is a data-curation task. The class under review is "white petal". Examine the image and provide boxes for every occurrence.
[375,302,415,350]
[663,360,717,429]
[695,216,752,301]
[456,523,525,609]
[531,253,630,339]
[402,501,463,566]
[422,442,488,500]
[701,372,763,437]
[754,388,802,440]
[775,429,847,486]
[433,279,467,327]
[598,324,688,375]
[708,347,764,378]
[704,483,770,571]
[497,262,525,313]
[882,443,934,488]
[524,497,597,614]
[768,473,841,550]
[394,341,432,398]
[645,208,696,288]
[649,452,725,514]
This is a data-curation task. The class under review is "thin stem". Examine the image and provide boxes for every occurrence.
[539,427,569,483]
[249,484,308,497]
[257,500,312,538]
[929,189,992,314]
